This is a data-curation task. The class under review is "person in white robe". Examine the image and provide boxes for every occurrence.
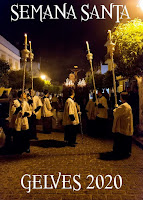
[42,90,53,134]
[27,88,42,140]
[11,91,31,153]
[63,89,79,147]
[85,93,97,136]
[112,92,133,158]
[96,89,108,136]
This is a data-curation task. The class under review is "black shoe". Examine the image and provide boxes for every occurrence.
[67,143,76,147]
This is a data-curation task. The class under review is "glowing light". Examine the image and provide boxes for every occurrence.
[41,75,46,80]
[64,78,74,87]
[77,78,86,87]
[138,0,143,11]
[24,33,27,49]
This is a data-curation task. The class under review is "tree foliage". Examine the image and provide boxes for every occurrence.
[112,18,143,77]
[103,71,113,89]
[33,78,45,92]
[8,70,31,89]
[0,59,10,87]
[86,72,105,89]
[44,84,63,94]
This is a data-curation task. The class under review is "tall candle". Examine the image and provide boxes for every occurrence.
[86,41,90,53]
[108,30,111,41]
[24,33,27,49]
[29,41,31,52]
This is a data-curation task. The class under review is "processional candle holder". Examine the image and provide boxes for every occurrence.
[29,41,34,92]
[86,41,98,102]
[108,30,118,108]
[21,34,30,99]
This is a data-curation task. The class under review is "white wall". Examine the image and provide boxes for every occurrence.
[0,35,21,70]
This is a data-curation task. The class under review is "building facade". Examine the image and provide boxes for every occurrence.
[0,35,20,70]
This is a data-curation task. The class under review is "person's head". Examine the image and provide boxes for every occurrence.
[133,86,138,93]
[17,91,26,99]
[126,87,131,93]
[28,88,35,96]
[44,89,49,96]
[98,89,103,97]
[10,89,17,99]
[120,92,129,103]
[69,88,75,98]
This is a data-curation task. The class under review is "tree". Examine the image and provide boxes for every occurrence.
[44,84,63,94]
[8,70,31,89]
[33,78,45,92]
[86,72,105,89]
[0,59,10,87]
[112,18,143,132]
[103,71,113,89]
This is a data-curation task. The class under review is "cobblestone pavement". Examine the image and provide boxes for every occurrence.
[0,126,143,200]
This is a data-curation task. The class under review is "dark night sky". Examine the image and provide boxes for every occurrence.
[0,0,142,83]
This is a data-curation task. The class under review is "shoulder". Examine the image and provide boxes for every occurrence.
[101,96,107,101]
[13,99,19,106]
[13,99,18,103]
[24,100,29,106]
[44,97,50,102]
[124,102,132,110]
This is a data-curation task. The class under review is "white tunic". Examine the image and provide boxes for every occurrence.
[63,98,79,126]
[28,96,43,118]
[112,102,133,136]
[11,99,31,131]
[86,100,97,120]
[97,96,108,119]
[43,97,53,117]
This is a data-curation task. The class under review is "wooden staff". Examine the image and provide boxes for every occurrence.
[86,41,98,102]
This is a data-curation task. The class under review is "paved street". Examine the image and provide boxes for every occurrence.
[0,126,143,200]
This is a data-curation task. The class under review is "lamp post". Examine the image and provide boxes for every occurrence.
[86,41,98,102]
[29,41,34,92]
[108,30,118,108]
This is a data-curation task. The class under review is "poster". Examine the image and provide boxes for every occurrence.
[0,0,143,200]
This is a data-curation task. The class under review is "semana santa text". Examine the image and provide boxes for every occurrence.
[11,3,130,23]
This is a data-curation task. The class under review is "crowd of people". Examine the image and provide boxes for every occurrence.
[0,88,64,154]
[0,86,139,159]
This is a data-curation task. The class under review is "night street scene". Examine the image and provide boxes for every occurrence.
[0,0,143,199]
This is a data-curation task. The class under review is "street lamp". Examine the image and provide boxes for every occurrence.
[41,75,46,80]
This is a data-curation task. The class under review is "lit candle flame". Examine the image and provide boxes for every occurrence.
[24,33,27,49]
[29,41,31,51]
[108,30,112,41]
